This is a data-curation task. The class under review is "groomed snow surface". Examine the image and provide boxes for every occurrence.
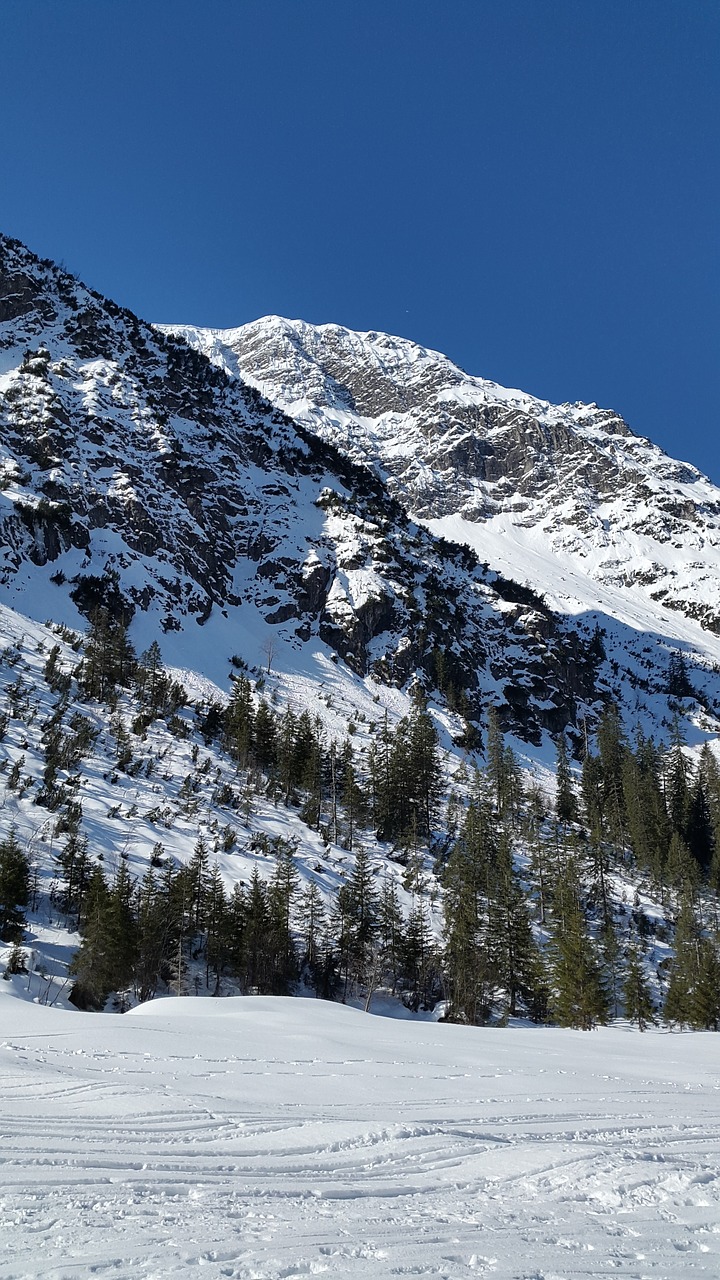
[1,990,718,1279]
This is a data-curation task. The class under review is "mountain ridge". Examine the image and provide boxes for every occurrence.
[172,314,720,641]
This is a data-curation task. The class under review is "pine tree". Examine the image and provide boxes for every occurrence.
[485,706,505,815]
[298,879,326,988]
[664,893,702,1027]
[402,899,438,1011]
[225,881,247,983]
[205,864,229,994]
[548,858,609,1029]
[624,940,655,1030]
[665,736,691,839]
[80,608,136,703]
[266,840,299,993]
[691,936,720,1031]
[135,868,170,1002]
[0,829,30,942]
[555,735,578,824]
[243,868,270,992]
[442,802,495,1024]
[187,836,211,934]
[107,858,137,992]
[55,831,92,928]
[486,830,544,1019]
[377,876,404,993]
[135,640,170,721]
[336,845,378,997]
[405,691,443,840]
[686,775,713,873]
[596,702,626,849]
[252,700,277,772]
[69,865,112,1010]
[666,831,698,902]
[622,734,670,896]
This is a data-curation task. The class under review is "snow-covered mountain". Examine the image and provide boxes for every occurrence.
[2,235,720,1041]
[3,229,720,750]
[178,315,720,634]
[0,233,635,746]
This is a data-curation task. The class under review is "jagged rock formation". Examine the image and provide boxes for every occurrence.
[176,316,720,639]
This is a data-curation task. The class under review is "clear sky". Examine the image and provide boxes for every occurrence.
[2,1,718,478]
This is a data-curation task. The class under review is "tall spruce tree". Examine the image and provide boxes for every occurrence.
[548,858,609,1029]
[442,801,495,1024]
[555,735,578,824]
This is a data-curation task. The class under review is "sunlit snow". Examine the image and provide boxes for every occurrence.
[1,989,718,1279]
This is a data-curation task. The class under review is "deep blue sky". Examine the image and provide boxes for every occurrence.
[2,1,718,477]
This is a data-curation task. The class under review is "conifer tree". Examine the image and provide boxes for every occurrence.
[298,879,326,988]
[596,702,626,850]
[486,829,544,1019]
[405,691,443,840]
[205,864,229,993]
[600,917,622,1018]
[554,735,578,824]
[665,735,691,839]
[377,876,404,993]
[225,881,247,982]
[242,868,269,991]
[266,840,299,993]
[664,893,702,1027]
[622,734,670,895]
[691,936,720,1031]
[0,828,30,942]
[135,640,170,721]
[69,865,112,1009]
[624,940,655,1030]
[135,868,171,1002]
[581,750,604,843]
[666,831,698,903]
[252,700,277,772]
[103,858,137,1001]
[442,801,495,1023]
[80,608,136,703]
[336,845,378,995]
[548,858,608,1029]
[402,899,439,1011]
[55,831,92,929]
[485,706,504,814]
[187,836,211,934]
[686,775,713,872]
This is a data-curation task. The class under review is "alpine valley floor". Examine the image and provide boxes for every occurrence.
[1,989,718,1280]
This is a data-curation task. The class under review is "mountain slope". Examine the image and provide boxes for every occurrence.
[162,315,720,748]
[178,314,720,637]
[0,234,622,743]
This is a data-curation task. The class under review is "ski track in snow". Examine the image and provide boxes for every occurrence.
[0,995,719,1279]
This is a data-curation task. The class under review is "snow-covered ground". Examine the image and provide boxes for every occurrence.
[1,988,718,1279]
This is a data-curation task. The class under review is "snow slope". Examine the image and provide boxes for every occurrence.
[1,989,719,1279]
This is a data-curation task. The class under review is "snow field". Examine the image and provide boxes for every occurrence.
[1,993,719,1279]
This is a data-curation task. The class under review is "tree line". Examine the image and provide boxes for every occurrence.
[1,610,720,1031]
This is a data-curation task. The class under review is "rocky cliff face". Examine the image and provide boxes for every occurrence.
[0,234,617,743]
[176,316,720,640]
